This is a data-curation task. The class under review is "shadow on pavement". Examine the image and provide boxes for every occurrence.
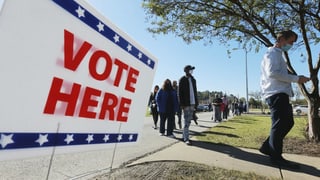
[191,140,320,178]
[202,131,240,138]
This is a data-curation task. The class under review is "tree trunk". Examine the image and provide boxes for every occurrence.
[306,96,320,142]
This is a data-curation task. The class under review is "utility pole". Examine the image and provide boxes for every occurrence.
[245,47,249,113]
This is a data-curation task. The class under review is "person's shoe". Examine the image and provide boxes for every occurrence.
[153,126,157,130]
[168,134,176,138]
[159,133,164,136]
[185,140,192,145]
[270,158,300,169]
[259,146,270,156]
[194,119,198,125]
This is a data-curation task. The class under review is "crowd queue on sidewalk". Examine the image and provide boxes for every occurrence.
[147,64,248,145]
[147,30,307,169]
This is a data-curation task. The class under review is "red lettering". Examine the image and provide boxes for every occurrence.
[113,58,129,87]
[89,50,112,81]
[63,30,140,92]
[79,87,101,118]
[99,92,118,120]
[44,77,132,122]
[125,67,139,93]
[117,97,132,122]
[64,30,92,71]
[43,77,80,116]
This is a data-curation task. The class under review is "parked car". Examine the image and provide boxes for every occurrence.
[293,105,308,115]
[196,104,209,112]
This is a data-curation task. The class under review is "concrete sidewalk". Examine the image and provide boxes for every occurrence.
[127,114,320,180]
[128,139,320,180]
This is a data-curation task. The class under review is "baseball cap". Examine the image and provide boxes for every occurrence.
[184,65,195,72]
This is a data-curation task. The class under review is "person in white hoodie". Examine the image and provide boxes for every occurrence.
[259,30,310,169]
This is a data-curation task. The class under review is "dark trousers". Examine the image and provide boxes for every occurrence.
[262,93,294,159]
[223,107,228,119]
[151,108,159,126]
[159,112,175,135]
[176,109,182,125]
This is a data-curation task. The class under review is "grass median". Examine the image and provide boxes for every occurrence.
[196,114,319,157]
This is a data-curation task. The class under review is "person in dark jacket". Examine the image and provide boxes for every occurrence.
[148,85,159,129]
[172,80,182,129]
[156,79,179,137]
[178,65,198,145]
[212,94,222,122]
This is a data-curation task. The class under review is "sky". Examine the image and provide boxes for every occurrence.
[83,0,267,99]
[0,0,312,99]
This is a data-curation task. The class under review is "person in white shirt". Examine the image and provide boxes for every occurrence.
[259,30,309,169]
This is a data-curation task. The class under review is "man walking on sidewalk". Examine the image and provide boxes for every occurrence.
[178,65,198,145]
[260,30,309,169]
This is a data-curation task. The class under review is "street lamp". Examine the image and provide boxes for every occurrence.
[232,47,249,113]
[244,47,249,113]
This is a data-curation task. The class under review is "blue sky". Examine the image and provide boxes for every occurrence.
[87,0,315,99]
[85,0,266,98]
[1,0,311,98]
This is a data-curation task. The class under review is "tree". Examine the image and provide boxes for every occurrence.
[142,0,320,141]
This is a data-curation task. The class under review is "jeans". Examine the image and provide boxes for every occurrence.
[262,93,294,159]
[183,106,194,141]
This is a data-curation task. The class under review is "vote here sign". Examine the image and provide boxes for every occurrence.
[0,0,157,160]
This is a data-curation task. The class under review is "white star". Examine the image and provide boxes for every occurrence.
[35,134,48,146]
[75,6,85,18]
[86,134,94,144]
[97,22,104,32]
[64,134,74,144]
[138,52,142,59]
[117,134,122,141]
[103,134,110,142]
[127,44,132,52]
[113,34,120,43]
[147,59,151,65]
[128,134,134,141]
[0,134,14,148]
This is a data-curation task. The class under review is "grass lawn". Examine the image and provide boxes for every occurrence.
[196,114,319,156]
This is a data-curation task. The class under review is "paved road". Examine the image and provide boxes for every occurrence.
[0,112,215,180]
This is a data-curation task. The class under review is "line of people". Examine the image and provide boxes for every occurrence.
[211,94,250,122]
[148,30,309,169]
[148,65,198,145]
[211,94,229,122]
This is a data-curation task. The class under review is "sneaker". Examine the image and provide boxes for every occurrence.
[185,140,192,145]
[159,133,164,136]
[270,158,300,169]
[153,126,158,130]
